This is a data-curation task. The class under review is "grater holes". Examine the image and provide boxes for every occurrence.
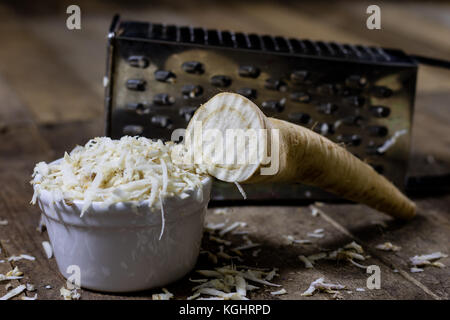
[344,44,362,59]
[206,29,220,45]
[261,35,276,51]
[125,103,147,115]
[367,125,388,137]
[149,23,163,39]
[336,134,362,146]
[236,88,257,99]
[265,78,287,91]
[290,70,309,83]
[317,41,335,56]
[290,92,310,103]
[369,106,391,118]
[368,46,390,61]
[366,141,384,156]
[126,79,146,91]
[313,122,334,135]
[192,27,205,44]
[220,31,234,47]
[316,83,336,96]
[123,125,144,136]
[330,42,349,57]
[341,115,363,126]
[238,65,260,78]
[356,45,375,60]
[178,26,190,42]
[179,107,197,122]
[248,34,262,50]
[154,70,176,83]
[151,115,172,129]
[288,112,311,125]
[182,61,204,74]
[234,33,248,49]
[317,103,338,115]
[346,75,367,88]
[153,93,175,106]
[262,98,286,112]
[343,96,365,108]
[274,36,289,52]
[163,25,177,41]
[181,84,203,98]
[127,56,149,68]
[210,75,232,87]
[370,86,393,98]
[288,38,306,54]
[301,40,320,55]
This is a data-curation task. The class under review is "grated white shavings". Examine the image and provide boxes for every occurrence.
[213,208,230,215]
[42,241,53,259]
[0,274,23,281]
[60,286,81,300]
[301,278,346,297]
[298,255,314,269]
[158,195,166,240]
[283,235,312,245]
[375,242,401,252]
[219,221,247,237]
[7,254,36,262]
[0,284,26,300]
[21,294,38,300]
[26,283,36,292]
[209,235,232,246]
[217,246,244,262]
[409,252,448,269]
[344,241,364,254]
[377,129,407,154]
[205,221,227,232]
[410,267,424,273]
[192,265,280,300]
[305,242,368,270]
[6,266,23,277]
[356,287,365,292]
[30,137,206,216]
[152,288,174,300]
[187,292,201,300]
[0,219,8,226]
[234,181,247,200]
[233,243,260,251]
[309,205,320,217]
[307,233,324,238]
[270,288,287,295]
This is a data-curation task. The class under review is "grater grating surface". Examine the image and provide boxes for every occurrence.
[105,15,418,202]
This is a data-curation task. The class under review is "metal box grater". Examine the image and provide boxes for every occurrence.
[104,15,417,202]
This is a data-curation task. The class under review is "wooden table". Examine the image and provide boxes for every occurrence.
[0,0,449,300]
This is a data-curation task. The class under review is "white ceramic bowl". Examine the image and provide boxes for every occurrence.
[36,165,212,293]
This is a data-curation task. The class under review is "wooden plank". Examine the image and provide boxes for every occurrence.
[0,4,102,125]
[313,201,450,299]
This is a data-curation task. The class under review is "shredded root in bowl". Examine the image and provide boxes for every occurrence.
[30,136,207,215]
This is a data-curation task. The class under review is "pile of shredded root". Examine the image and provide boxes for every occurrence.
[30,136,207,215]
